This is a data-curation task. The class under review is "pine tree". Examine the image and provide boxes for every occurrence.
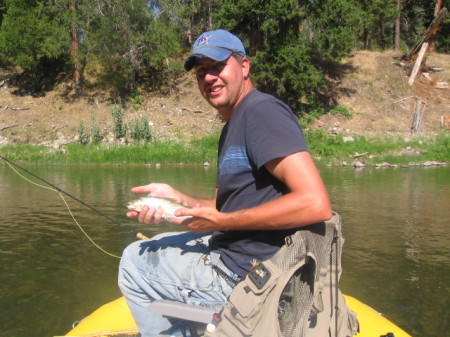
[0,0,69,73]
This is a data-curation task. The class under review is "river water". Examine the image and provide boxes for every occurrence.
[0,164,448,337]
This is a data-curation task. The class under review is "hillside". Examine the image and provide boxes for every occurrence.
[313,50,450,137]
[0,50,449,147]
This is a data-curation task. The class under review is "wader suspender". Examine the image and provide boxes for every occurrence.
[333,226,339,337]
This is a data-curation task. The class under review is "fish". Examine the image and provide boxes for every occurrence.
[127,197,192,219]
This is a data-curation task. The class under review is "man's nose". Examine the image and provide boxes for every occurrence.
[204,69,219,82]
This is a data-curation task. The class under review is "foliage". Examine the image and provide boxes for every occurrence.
[0,0,182,95]
[90,115,103,143]
[356,0,399,50]
[251,42,324,112]
[129,116,151,143]
[75,0,181,95]
[0,0,447,110]
[214,0,326,112]
[305,0,363,58]
[111,105,126,139]
[330,106,352,118]
[1,132,448,166]
[425,132,450,161]
[400,1,449,52]
[305,129,450,165]
[77,120,88,144]
[435,14,450,53]
[0,0,69,72]
[159,0,213,43]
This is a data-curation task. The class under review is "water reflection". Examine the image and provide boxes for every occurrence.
[321,166,450,336]
[0,164,448,337]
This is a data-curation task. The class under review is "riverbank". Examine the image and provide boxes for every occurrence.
[1,50,449,167]
[1,51,450,145]
[1,130,448,167]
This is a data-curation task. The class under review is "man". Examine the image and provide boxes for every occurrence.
[118,29,332,336]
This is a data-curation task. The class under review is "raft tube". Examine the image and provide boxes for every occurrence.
[65,295,412,337]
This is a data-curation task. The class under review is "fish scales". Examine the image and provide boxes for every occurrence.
[127,197,191,219]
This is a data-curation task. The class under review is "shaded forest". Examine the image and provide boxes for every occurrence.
[0,0,449,114]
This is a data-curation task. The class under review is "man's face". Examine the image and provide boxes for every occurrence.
[194,55,250,120]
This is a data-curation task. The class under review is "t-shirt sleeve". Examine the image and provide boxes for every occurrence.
[245,99,308,169]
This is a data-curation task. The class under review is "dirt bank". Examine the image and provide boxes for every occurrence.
[313,50,450,137]
[0,50,449,146]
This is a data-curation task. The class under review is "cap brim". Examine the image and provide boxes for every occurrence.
[184,47,234,71]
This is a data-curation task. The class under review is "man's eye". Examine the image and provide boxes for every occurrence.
[215,63,226,70]
[195,68,206,76]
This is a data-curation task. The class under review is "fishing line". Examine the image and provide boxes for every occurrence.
[0,155,146,258]
[59,192,122,259]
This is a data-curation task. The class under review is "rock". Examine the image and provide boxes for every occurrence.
[375,162,391,167]
[316,120,325,127]
[353,152,368,158]
[423,161,447,166]
[402,150,420,157]
[353,160,366,167]
[0,135,9,145]
[343,135,354,142]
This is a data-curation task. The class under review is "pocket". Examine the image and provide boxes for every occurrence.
[334,293,359,337]
[220,261,280,336]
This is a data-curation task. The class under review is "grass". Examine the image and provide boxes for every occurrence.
[0,130,448,166]
[306,130,450,165]
[0,131,220,165]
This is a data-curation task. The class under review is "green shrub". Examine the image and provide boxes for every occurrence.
[330,106,352,118]
[111,105,126,139]
[129,116,151,142]
[90,116,103,143]
[77,121,88,144]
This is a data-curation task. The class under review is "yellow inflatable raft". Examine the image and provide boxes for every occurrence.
[64,295,412,337]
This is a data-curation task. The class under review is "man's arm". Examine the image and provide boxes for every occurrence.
[175,151,332,232]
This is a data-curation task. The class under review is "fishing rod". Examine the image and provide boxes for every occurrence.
[0,155,148,241]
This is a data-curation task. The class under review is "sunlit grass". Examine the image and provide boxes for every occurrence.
[0,131,220,165]
[306,130,450,165]
[1,130,448,166]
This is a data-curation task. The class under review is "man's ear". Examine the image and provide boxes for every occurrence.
[241,57,251,78]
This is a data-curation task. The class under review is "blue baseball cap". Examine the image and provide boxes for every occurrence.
[184,29,246,71]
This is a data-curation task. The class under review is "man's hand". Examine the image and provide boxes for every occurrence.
[126,183,180,224]
[170,206,224,233]
[131,183,181,202]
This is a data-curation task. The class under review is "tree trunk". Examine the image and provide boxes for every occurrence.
[187,20,193,45]
[408,41,429,85]
[379,19,385,49]
[434,0,443,16]
[394,0,402,50]
[207,0,213,30]
[363,27,370,49]
[69,0,80,86]
[431,0,443,51]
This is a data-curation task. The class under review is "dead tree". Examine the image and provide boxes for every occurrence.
[404,7,448,85]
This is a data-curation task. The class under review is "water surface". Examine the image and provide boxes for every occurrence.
[0,164,448,337]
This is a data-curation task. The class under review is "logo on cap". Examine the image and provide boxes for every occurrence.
[196,34,212,48]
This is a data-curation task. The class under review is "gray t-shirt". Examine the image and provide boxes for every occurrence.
[210,89,308,277]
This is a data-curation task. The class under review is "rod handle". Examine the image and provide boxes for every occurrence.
[136,232,151,240]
